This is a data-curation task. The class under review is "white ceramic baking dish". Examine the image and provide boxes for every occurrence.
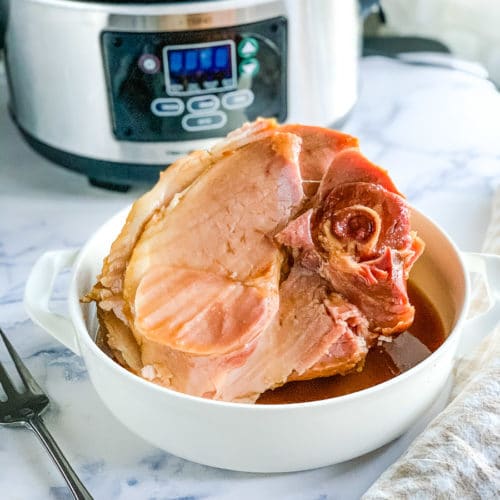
[23,207,500,473]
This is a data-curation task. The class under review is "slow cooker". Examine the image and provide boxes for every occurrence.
[2,0,370,189]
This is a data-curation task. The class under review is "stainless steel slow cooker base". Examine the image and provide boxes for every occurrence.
[14,119,162,191]
[14,107,354,191]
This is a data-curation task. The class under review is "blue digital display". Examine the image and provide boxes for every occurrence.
[214,46,229,69]
[184,50,198,72]
[169,51,183,74]
[199,48,212,70]
[164,41,236,95]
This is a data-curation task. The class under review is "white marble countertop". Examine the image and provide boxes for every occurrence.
[0,56,499,500]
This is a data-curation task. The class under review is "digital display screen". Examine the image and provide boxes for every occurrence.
[163,41,237,96]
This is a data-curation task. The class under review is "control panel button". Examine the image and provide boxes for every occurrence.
[222,89,255,110]
[187,82,200,92]
[182,112,227,132]
[168,83,184,94]
[238,58,260,77]
[151,98,185,117]
[203,80,219,90]
[187,95,220,114]
[138,54,161,74]
[238,38,259,58]
[221,77,235,89]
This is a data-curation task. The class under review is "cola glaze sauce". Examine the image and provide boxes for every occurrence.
[257,282,446,404]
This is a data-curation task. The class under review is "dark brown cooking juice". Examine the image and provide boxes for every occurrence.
[257,283,446,404]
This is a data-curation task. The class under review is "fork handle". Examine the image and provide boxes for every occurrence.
[26,415,93,500]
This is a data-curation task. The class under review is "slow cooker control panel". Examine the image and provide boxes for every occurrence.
[101,18,287,142]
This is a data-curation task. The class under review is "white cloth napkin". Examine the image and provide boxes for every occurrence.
[363,189,500,499]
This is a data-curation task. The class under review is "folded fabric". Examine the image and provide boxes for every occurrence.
[363,187,500,499]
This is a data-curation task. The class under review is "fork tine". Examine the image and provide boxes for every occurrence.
[0,359,18,396]
[0,327,44,395]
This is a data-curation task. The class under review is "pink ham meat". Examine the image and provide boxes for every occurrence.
[125,131,303,356]
[280,124,359,196]
[277,180,424,335]
[216,265,371,401]
[87,118,280,322]
[317,148,401,200]
[87,118,423,403]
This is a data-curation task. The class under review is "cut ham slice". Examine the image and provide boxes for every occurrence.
[124,132,303,356]
[86,118,280,321]
[317,148,401,200]
[217,265,371,402]
[134,266,274,355]
[86,118,423,403]
[279,124,359,196]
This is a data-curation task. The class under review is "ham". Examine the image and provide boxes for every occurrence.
[277,180,423,334]
[317,148,401,200]
[126,131,303,357]
[279,124,359,196]
[86,119,424,403]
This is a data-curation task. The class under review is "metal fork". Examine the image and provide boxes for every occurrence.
[0,327,93,500]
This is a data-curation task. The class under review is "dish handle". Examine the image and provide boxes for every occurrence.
[459,252,500,357]
[24,249,81,355]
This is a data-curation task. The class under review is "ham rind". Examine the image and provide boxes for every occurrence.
[97,308,141,372]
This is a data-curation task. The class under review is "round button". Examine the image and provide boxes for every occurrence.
[238,38,259,58]
[238,58,260,77]
[138,54,161,74]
